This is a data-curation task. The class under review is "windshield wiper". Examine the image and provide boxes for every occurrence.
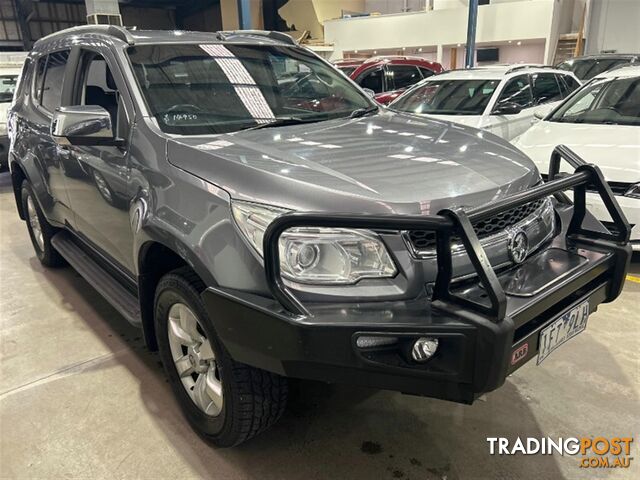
[241,116,324,131]
[350,105,379,118]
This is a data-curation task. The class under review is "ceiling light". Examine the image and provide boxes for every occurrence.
[517,41,522,46]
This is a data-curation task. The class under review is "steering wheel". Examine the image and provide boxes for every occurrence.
[166,104,204,114]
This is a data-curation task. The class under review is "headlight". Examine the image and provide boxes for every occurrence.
[231,201,397,285]
[625,183,640,199]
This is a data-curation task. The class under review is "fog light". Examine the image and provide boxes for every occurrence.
[356,336,399,348]
[411,337,439,362]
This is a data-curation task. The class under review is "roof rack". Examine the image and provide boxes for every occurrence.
[216,30,296,46]
[505,64,557,74]
[36,24,136,46]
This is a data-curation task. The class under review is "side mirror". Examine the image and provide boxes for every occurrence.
[51,106,124,147]
[533,104,554,120]
[492,101,522,116]
[362,87,375,98]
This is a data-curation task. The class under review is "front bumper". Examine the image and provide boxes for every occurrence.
[202,146,632,404]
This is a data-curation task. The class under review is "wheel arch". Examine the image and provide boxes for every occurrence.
[10,160,28,220]
[136,240,211,351]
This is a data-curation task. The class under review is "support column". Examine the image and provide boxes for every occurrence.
[436,44,444,65]
[237,0,252,30]
[464,0,479,68]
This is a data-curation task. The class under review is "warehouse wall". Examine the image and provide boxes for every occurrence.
[585,0,640,54]
[325,0,555,61]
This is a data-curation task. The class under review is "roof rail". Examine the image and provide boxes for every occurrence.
[36,24,136,46]
[216,30,296,45]
[506,64,556,74]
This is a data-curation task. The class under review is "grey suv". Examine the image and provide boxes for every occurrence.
[8,26,632,447]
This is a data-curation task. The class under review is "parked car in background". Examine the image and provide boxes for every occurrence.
[333,58,364,76]
[556,54,639,81]
[348,56,444,104]
[0,52,28,170]
[513,65,640,250]
[389,65,581,140]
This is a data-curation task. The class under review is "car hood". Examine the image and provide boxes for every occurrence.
[513,121,640,182]
[168,111,539,215]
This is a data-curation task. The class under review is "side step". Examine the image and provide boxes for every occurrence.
[51,231,142,326]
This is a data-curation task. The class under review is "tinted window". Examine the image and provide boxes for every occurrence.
[497,75,533,108]
[40,50,70,112]
[387,65,421,90]
[419,67,435,79]
[532,73,562,104]
[128,44,372,135]
[558,74,580,96]
[33,56,47,104]
[78,53,126,136]
[391,79,499,115]
[358,68,384,93]
[558,58,631,80]
[338,66,356,76]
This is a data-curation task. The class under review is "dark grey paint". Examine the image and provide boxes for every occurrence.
[9,28,545,306]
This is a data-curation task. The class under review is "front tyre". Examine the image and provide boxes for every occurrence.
[154,267,288,447]
[21,180,65,267]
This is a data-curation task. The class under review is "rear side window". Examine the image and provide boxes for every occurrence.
[387,65,421,90]
[14,58,32,100]
[34,50,70,112]
[559,74,580,95]
[33,56,47,103]
[357,68,384,93]
[532,72,563,104]
[497,74,533,108]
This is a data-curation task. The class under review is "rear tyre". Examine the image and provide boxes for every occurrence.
[154,267,288,447]
[21,180,65,268]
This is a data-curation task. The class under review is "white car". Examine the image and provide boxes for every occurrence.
[513,65,640,250]
[389,65,581,140]
[0,52,28,170]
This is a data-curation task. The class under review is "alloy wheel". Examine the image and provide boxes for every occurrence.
[27,195,44,252]
[167,302,223,416]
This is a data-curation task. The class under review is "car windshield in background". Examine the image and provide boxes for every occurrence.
[390,79,500,115]
[337,66,357,76]
[548,76,640,126]
[128,44,372,135]
[0,75,18,103]
[557,58,631,80]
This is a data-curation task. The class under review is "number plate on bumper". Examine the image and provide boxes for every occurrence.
[537,300,590,364]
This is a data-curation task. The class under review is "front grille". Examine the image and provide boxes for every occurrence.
[407,198,545,253]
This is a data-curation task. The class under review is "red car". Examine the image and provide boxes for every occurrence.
[348,56,444,104]
[333,58,365,76]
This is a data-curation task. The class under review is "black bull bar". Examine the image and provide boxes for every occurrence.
[262,145,631,319]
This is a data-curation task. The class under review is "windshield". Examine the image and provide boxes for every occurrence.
[128,44,372,135]
[389,79,500,115]
[548,76,640,126]
[337,65,357,76]
[0,75,18,103]
[557,58,631,80]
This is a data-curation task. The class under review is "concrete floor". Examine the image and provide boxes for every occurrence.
[0,171,638,480]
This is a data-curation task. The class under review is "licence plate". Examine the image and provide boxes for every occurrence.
[537,300,590,364]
